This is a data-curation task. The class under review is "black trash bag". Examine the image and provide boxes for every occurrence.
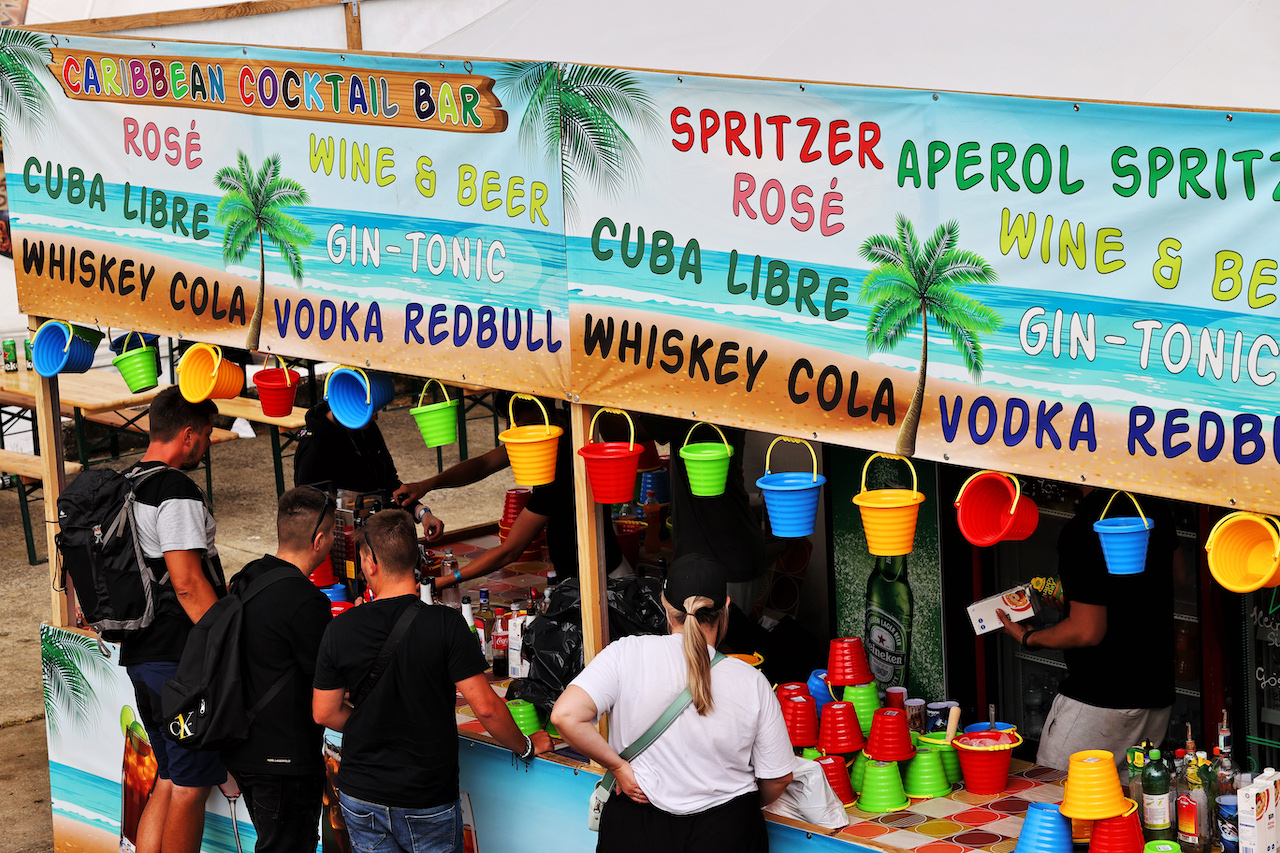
[507,576,667,714]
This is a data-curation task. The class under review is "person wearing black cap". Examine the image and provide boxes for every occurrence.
[551,555,793,852]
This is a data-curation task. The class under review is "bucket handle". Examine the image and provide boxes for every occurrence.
[954,470,1021,515]
[39,320,75,354]
[180,342,223,377]
[1099,490,1148,527]
[508,393,552,436]
[324,366,372,404]
[267,353,294,386]
[682,421,730,451]
[121,331,148,354]
[1206,511,1280,563]
[764,436,819,483]
[588,407,635,451]
[859,452,918,495]
[416,378,451,407]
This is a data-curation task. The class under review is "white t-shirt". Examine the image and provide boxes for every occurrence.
[569,633,794,816]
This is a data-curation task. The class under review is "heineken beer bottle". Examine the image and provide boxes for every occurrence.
[866,555,913,690]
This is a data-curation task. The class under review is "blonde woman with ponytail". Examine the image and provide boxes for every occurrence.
[553,555,794,852]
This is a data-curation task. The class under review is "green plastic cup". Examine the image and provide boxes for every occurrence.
[903,747,952,799]
[918,733,963,785]
[859,759,910,813]
[1145,843,1180,853]
[801,747,823,761]
[849,750,870,794]
[843,683,881,741]
[507,699,541,736]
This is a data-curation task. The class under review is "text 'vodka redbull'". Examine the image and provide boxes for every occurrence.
[866,554,912,690]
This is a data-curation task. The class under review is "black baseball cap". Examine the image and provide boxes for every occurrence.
[664,554,728,612]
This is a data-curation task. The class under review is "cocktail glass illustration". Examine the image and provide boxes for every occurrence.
[120,707,157,853]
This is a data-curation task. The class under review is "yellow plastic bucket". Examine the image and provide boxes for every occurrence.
[852,453,926,556]
[177,343,244,403]
[1206,511,1280,593]
[499,394,562,486]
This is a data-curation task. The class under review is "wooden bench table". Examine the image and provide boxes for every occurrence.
[0,448,83,564]
[213,396,308,498]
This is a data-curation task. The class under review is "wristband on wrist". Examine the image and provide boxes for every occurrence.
[1021,628,1037,650]
[518,733,535,761]
[453,569,463,584]
[414,505,432,523]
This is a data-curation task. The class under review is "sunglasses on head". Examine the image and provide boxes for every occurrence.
[300,485,334,545]
[361,525,378,567]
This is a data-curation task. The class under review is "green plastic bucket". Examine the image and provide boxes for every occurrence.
[410,379,459,448]
[678,421,733,497]
[111,332,159,393]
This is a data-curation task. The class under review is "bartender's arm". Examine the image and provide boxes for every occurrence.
[998,601,1106,650]
[434,505,548,589]
[394,445,510,507]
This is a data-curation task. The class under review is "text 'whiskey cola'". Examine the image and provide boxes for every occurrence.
[866,554,913,690]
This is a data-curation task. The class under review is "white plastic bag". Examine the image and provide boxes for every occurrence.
[763,757,850,830]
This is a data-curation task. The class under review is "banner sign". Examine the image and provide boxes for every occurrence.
[6,34,568,394]
[564,70,1280,511]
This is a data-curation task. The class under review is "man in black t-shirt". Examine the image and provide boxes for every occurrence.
[221,487,334,852]
[313,510,551,852]
[999,487,1177,779]
[120,386,227,853]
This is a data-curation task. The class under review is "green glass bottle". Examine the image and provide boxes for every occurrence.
[865,555,912,690]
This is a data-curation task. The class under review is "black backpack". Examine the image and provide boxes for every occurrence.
[160,566,296,752]
[56,466,169,642]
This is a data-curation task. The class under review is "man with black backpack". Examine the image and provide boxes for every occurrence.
[216,486,335,852]
[120,386,227,853]
[312,509,551,853]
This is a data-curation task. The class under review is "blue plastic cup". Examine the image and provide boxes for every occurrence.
[1015,803,1072,853]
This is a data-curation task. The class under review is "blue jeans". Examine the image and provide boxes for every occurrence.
[338,791,461,853]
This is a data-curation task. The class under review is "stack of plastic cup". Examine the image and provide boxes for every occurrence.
[800,747,823,761]
[817,701,866,754]
[864,708,916,762]
[843,682,881,742]
[1089,799,1142,853]
[806,669,839,718]
[1015,804,1073,853]
[918,732,962,785]
[776,683,808,701]
[859,760,910,813]
[902,747,953,799]
[816,755,856,805]
[827,637,875,687]
[507,700,541,736]
[849,750,871,794]
[1060,750,1128,821]
[780,695,819,747]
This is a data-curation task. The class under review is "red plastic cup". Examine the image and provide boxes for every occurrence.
[864,707,916,762]
[780,695,819,747]
[817,701,866,754]
[826,637,875,687]
[777,683,808,701]
[816,755,856,805]
[885,686,908,709]
[1088,802,1142,853]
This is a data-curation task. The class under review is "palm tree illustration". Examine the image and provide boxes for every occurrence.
[42,624,111,740]
[214,152,314,351]
[0,29,54,137]
[495,62,660,221]
[859,215,1000,457]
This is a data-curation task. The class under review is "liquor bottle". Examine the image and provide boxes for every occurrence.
[1178,753,1210,853]
[461,597,480,649]
[865,555,912,690]
[441,548,462,610]
[475,589,496,663]
[1144,748,1176,842]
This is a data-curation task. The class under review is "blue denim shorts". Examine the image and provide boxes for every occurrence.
[338,791,461,853]
[127,662,227,788]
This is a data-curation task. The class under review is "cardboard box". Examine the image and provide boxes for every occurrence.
[967,584,1039,635]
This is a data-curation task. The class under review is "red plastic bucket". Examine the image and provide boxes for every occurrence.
[955,470,1039,547]
[578,408,643,504]
[253,356,301,417]
[953,729,1023,794]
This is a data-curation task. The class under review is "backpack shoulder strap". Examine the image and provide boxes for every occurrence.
[351,599,423,707]
[237,566,300,603]
[239,567,308,722]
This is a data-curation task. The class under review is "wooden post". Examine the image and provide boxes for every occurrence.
[344,0,363,51]
[571,402,609,663]
[30,318,72,627]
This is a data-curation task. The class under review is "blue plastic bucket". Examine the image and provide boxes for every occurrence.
[1093,491,1152,576]
[32,320,96,377]
[964,721,1017,733]
[325,367,395,429]
[757,437,826,538]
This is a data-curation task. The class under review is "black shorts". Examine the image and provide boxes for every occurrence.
[598,790,768,853]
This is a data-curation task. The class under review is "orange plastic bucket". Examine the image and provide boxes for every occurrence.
[853,453,925,556]
[955,470,1038,547]
[578,408,643,504]
[177,343,244,403]
[1206,511,1280,593]
[499,394,562,486]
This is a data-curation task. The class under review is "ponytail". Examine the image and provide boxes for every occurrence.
[676,594,723,716]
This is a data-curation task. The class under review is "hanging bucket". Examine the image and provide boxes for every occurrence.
[111,332,160,393]
[579,408,644,504]
[410,379,459,448]
[1093,491,1152,576]
[177,343,244,402]
[499,394,563,486]
[1206,511,1280,593]
[679,422,733,497]
[32,320,97,377]
[325,366,395,429]
[852,453,926,556]
[757,436,827,538]
[252,355,302,417]
[954,470,1039,547]
[109,330,162,376]
[70,324,104,350]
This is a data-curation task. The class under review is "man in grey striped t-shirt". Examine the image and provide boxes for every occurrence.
[120,386,228,853]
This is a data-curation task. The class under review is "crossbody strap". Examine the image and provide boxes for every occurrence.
[598,652,726,793]
[351,599,423,706]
